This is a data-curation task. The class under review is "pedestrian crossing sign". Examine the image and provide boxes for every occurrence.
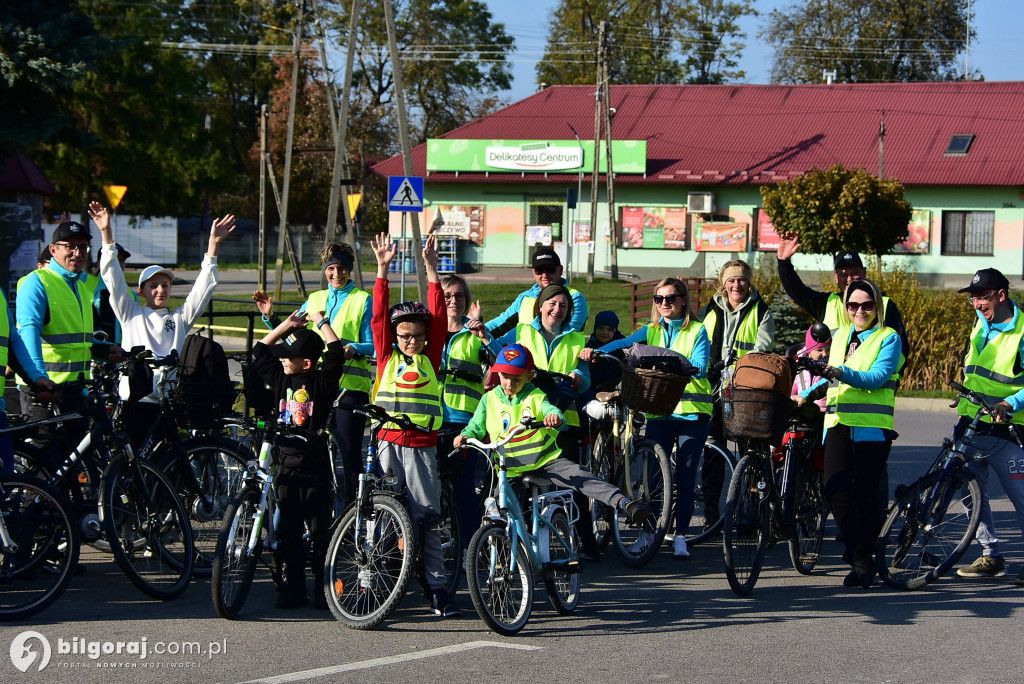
[388,176,424,212]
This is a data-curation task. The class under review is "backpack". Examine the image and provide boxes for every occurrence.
[731,352,792,396]
[175,331,237,428]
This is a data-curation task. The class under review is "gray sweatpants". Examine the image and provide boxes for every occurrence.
[377,441,446,591]
[525,457,626,509]
[967,433,1024,557]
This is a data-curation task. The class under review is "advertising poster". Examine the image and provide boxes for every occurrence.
[693,221,749,251]
[572,221,592,243]
[620,206,686,249]
[525,224,552,246]
[663,207,688,249]
[431,205,484,245]
[893,209,930,254]
[755,209,781,251]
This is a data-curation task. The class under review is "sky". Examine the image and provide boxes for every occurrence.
[482,0,1024,102]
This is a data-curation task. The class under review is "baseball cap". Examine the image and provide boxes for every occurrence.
[833,251,863,269]
[52,221,92,243]
[531,247,561,272]
[138,265,175,288]
[270,329,324,362]
[958,268,1010,294]
[492,343,534,375]
[115,243,132,260]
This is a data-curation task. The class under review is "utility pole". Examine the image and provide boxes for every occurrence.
[273,0,304,301]
[586,20,606,284]
[258,104,268,292]
[383,0,427,301]
[603,52,618,281]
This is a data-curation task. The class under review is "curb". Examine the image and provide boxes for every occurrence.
[895,397,955,412]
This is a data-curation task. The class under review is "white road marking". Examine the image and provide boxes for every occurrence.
[239,640,543,684]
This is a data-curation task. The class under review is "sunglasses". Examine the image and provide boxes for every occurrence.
[846,300,875,313]
[534,266,558,276]
[653,294,682,305]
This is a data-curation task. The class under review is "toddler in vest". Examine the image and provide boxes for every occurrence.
[369,232,460,618]
[791,324,831,412]
[455,344,651,524]
[252,311,346,609]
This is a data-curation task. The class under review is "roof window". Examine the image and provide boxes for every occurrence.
[945,134,975,156]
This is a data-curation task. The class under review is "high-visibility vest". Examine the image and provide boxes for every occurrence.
[483,387,561,476]
[701,299,766,364]
[0,302,9,369]
[823,325,899,430]
[35,269,94,383]
[518,286,583,326]
[306,287,372,393]
[373,352,442,431]
[646,321,713,417]
[442,328,485,415]
[958,314,1024,425]
[517,324,585,427]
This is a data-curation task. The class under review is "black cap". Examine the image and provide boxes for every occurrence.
[958,268,1010,294]
[270,329,324,362]
[52,221,92,243]
[531,246,561,271]
[833,251,863,269]
[115,243,131,259]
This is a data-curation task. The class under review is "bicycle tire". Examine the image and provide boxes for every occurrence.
[0,475,80,621]
[683,441,736,546]
[165,437,249,578]
[789,459,826,575]
[543,509,580,615]
[466,521,533,636]
[876,468,982,590]
[100,456,195,600]
[611,439,671,568]
[723,453,769,596]
[588,429,614,551]
[415,481,462,599]
[211,487,264,618]
[325,493,416,630]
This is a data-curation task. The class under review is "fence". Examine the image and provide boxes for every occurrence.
[624,277,715,330]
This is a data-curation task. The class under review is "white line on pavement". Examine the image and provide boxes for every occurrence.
[238,640,543,684]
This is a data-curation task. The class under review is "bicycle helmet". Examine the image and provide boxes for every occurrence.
[389,300,430,327]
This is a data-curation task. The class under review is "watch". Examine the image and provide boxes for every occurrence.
[317,318,330,329]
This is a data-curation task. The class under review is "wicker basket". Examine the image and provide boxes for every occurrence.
[723,388,793,443]
[619,364,690,415]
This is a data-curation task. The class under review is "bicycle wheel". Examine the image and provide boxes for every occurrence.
[466,521,533,636]
[611,439,671,568]
[211,487,264,619]
[164,437,248,578]
[723,453,769,596]
[325,493,416,630]
[686,441,736,546]
[0,476,80,621]
[789,458,826,575]
[543,509,580,615]
[588,429,614,550]
[876,468,982,590]
[101,456,195,600]
[416,482,462,598]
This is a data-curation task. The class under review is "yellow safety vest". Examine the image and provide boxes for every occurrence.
[958,314,1024,425]
[0,302,9,369]
[373,352,442,431]
[442,328,485,415]
[483,387,561,476]
[701,300,764,363]
[518,286,583,326]
[306,287,373,394]
[646,321,713,417]
[517,324,585,427]
[35,269,94,383]
[824,325,899,430]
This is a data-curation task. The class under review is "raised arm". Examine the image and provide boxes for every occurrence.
[206,214,237,258]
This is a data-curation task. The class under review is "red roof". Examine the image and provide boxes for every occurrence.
[372,82,1024,187]
[0,154,56,193]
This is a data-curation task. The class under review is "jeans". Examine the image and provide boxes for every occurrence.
[646,416,712,537]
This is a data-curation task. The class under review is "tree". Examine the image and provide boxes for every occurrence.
[681,0,756,85]
[762,0,975,84]
[760,164,912,256]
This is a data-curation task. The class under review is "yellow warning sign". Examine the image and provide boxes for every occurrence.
[103,185,128,210]
[347,193,362,220]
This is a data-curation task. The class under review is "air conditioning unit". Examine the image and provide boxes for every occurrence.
[688,192,715,214]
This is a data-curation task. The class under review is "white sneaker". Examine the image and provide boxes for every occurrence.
[672,535,690,559]
[628,531,655,555]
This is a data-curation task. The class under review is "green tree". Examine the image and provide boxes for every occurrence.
[761,0,975,84]
[681,0,756,85]
[759,164,912,256]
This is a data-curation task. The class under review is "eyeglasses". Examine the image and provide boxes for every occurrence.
[969,290,999,304]
[54,242,90,254]
[444,293,466,301]
[395,333,427,343]
[653,294,682,305]
[846,300,875,313]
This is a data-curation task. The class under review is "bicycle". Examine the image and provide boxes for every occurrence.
[0,473,80,621]
[462,419,581,636]
[323,403,461,629]
[721,355,828,596]
[874,379,1009,590]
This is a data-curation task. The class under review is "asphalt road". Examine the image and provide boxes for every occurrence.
[3,408,1023,684]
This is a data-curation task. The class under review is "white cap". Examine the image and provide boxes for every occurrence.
[138,265,175,288]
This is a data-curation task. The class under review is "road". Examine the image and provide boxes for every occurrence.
[2,408,1023,684]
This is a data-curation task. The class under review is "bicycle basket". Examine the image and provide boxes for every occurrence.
[723,389,793,443]
[619,364,689,415]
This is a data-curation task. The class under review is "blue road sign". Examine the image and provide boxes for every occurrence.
[387,176,425,212]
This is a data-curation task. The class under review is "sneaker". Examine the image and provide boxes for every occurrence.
[956,555,1006,578]
[623,499,651,526]
[628,530,656,555]
[672,535,690,559]
[430,589,462,618]
[1015,567,1024,586]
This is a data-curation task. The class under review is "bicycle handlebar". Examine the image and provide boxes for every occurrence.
[349,403,431,434]
[463,419,550,452]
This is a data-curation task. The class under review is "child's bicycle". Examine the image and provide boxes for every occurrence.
[324,403,461,629]
[461,418,582,636]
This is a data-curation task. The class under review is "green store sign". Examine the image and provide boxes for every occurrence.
[426,139,647,174]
